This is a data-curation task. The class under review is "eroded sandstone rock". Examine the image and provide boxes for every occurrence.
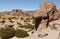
[34,2,57,18]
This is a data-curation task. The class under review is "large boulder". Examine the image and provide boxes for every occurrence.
[33,2,60,31]
[34,2,57,19]
[40,2,56,12]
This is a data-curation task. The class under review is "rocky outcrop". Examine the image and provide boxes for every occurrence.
[33,2,60,31]
[53,10,60,20]
[11,9,24,15]
[34,2,57,19]
[32,2,60,39]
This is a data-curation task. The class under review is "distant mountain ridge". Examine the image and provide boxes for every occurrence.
[0,10,37,14]
[25,10,37,14]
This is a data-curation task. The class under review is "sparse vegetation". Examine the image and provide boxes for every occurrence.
[8,25,14,27]
[9,20,14,23]
[19,24,34,29]
[0,27,15,39]
[15,29,29,38]
[26,18,30,20]
[0,28,4,37]
[24,20,27,23]
[21,17,24,20]
[12,17,18,19]
[2,18,6,19]
[8,17,11,20]
[17,22,22,25]
[0,20,5,23]
[33,19,35,24]
[0,9,34,39]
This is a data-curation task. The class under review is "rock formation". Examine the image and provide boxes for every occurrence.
[33,2,60,31]
[34,2,57,19]
[11,9,24,15]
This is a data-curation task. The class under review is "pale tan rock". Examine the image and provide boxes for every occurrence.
[34,2,57,18]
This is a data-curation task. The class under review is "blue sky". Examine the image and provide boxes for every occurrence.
[0,0,60,11]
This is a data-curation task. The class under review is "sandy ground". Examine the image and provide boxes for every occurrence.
[10,19,60,39]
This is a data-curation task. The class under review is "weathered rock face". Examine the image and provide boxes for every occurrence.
[34,2,60,31]
[40,2,56,12]
[34,2,57,19]
[53,10,60,20]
